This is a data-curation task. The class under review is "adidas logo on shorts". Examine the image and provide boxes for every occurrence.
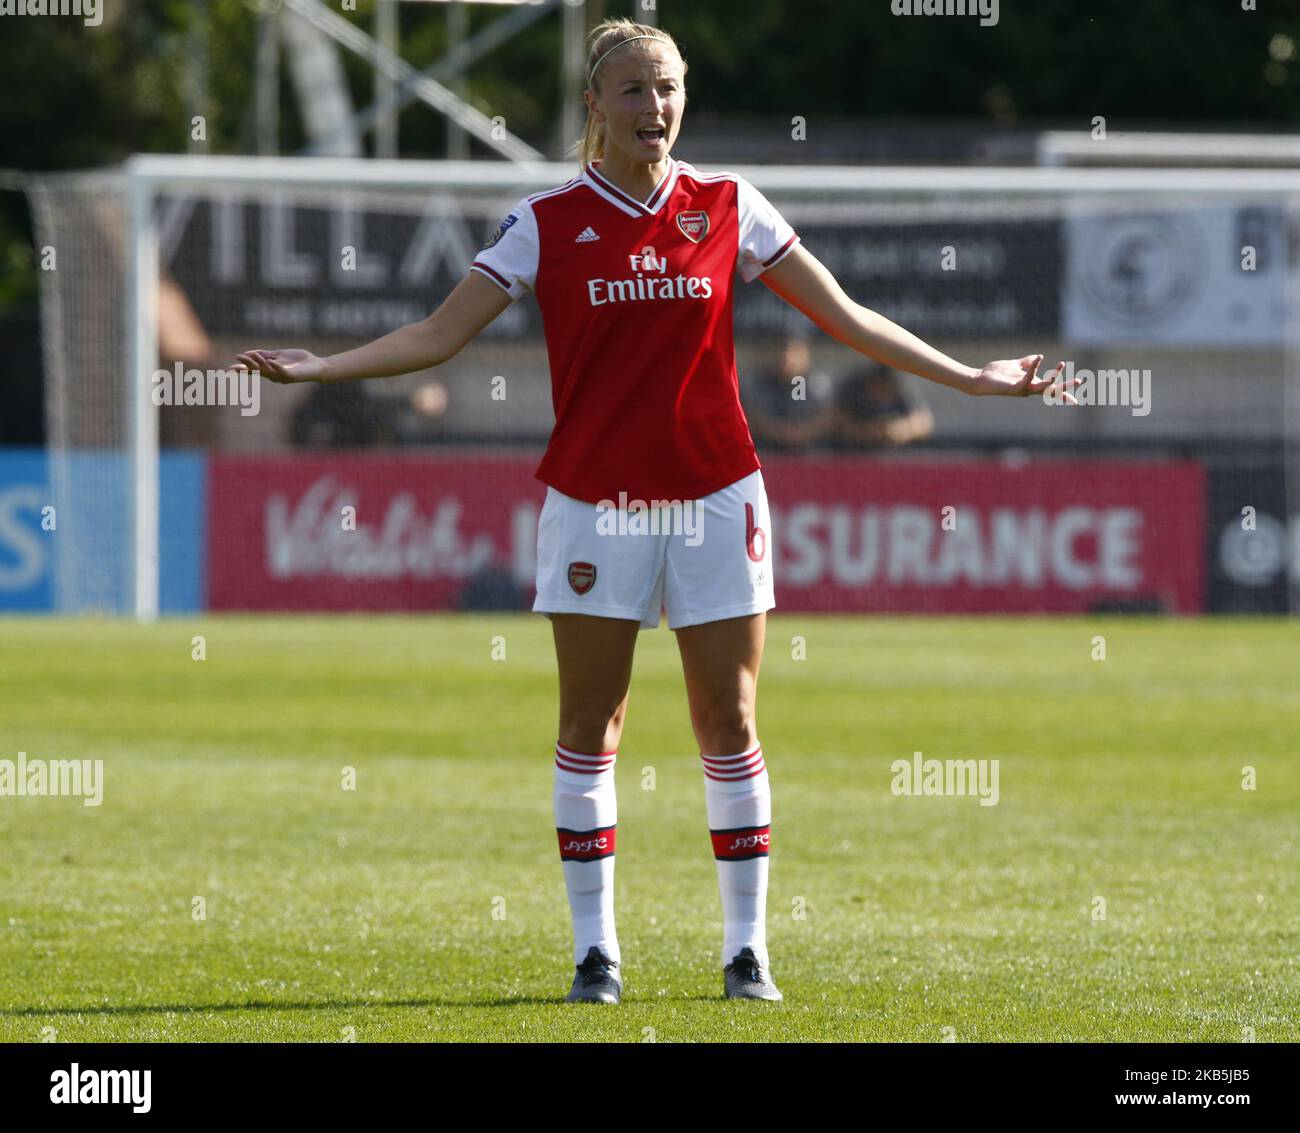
[575,226,600,243]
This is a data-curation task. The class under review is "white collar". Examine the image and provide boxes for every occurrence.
[582,157,680,218]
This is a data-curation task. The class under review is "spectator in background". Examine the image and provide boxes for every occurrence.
[742,332,836,451]
[288,377,450,448]
[393,380,451,446]
[833,360,933,448]
[157,270,218,448]
[289,380,392,447]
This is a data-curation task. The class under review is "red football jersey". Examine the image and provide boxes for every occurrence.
[471,158,799,504]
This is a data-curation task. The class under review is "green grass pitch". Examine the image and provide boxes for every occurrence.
[1,614,1297,1042]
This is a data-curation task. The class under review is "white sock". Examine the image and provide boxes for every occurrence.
[701,743,771,970]
[554,742,619,967]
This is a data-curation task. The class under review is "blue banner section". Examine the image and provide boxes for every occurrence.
[0,449,206,613]
[160,451,207,613]
[0,449,51,610]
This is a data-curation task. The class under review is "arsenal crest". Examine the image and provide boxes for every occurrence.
[567,561,597,595]
[676,210,709,243]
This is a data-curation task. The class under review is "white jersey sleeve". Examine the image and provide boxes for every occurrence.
[735,176,800,283]
[471,199,540,300]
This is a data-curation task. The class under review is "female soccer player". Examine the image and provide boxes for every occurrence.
[235,17,1075,1005]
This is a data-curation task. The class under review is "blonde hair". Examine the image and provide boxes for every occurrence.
[576,18,687,168]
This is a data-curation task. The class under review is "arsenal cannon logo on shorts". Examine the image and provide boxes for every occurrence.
[567,561,597,595]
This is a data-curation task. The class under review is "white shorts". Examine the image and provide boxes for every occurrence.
[533,469,775,631]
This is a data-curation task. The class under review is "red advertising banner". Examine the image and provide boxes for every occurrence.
[207,453,543,611]
[207,454,1205,614]
[763,457,1204,614]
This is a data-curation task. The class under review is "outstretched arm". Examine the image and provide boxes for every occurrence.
[233,271,512,384]
[761,244,1076,402]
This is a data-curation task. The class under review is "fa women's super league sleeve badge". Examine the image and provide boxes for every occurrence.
[483,213,519,249]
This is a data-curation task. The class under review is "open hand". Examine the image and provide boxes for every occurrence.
[232,348,329,384]
[972,354,1078,403]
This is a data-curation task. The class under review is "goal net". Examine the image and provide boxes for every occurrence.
[26,156,1300,619]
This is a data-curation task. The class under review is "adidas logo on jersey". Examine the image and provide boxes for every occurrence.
[575,226,600,243]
